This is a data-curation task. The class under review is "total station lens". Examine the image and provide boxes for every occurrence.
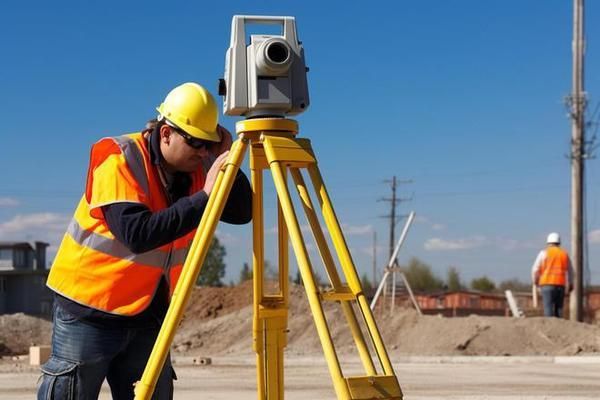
[267,42,289,64]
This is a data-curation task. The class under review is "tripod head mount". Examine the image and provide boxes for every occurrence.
[235,118,299,137]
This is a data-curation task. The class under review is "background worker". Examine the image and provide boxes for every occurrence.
[531,232,574,318]
[38,82,252,399]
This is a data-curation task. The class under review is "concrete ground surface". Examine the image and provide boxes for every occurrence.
[3,356,599,399]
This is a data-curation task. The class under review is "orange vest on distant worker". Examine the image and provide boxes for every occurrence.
[538,246,569,286]
[47,133,205,316]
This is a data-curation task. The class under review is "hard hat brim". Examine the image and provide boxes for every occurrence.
[156,106,221,142]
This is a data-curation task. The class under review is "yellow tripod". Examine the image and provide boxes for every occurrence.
[134,118,403,400]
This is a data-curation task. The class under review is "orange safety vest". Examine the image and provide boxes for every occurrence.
[47,133,205,316]
[538,246,569,286]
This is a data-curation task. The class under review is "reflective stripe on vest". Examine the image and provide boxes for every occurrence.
[113,135,150,196]
[109,136,190,267]
[110,135,190,266]
[68,219,159,269]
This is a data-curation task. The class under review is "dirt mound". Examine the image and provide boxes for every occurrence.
[174,280,275,354]
[3,283,599,358]
[174,283,600,357]
[376,310,600,356]
[0,313,52,356]
[183,280,254,322]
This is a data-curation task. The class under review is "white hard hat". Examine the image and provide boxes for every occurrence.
[547,232,561,244]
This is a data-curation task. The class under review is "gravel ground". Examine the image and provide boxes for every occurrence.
[4,355,599,399]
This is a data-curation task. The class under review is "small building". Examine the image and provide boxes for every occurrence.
[414,290,509,317]
[0,241,52,316]
[585,286,600,320]
[382,288,600,321]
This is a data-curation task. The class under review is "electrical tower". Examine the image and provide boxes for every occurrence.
[378,176,413,264]
[376,176,414,313]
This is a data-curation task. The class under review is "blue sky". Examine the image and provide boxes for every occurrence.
[1,1,600,287]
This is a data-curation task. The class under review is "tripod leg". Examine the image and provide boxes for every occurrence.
[307,165,395,376]
[400,272,422,315]
[134,138,249,400]
[391,270,397,313]
[268,161,352,399]
[274,196,289,400]
[290,168,376,376]
[251,162,266,399]
[252,155,289,400]
[371,270,390,311]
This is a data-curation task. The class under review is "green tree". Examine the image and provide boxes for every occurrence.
[239,262,252,284]
[360,273,374,293]
[312,270,326,287]
[470,276,496,292]
[446,266,463,291]
[293,269,302,285]
[499,278,530,293]
[403,257,444,292]
[196,237,226,287]
[264,260,278,280]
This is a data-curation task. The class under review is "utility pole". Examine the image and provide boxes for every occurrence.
[387,176,397,261]
[378,176,413,263]
[569,0,586,322]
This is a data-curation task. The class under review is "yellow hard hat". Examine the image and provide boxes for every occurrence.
[156,82,220,142]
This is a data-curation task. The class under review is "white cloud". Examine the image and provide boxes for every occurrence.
[413,215,429,224]
[589,229,600,244]
[424,236,487,251]
[358,244,385,257]
[0,213,70,264]
[266,224,314,234]
[0,197,19,207]
[341,224,372,236]
[267,221,371,237]
[413,214,446,231]
[0,213,70,239]
[214,230,239,246]
[495,237,539,251]
[424,234,541,252]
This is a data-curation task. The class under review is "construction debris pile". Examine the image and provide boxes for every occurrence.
[2,282,599,357]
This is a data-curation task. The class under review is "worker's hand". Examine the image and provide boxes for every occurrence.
[203,151,229,196]
[208,125,233,159]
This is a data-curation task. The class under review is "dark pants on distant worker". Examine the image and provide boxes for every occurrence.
[540,285,565,318]
[37,303,174,400]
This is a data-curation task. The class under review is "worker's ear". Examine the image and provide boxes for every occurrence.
[159,124,172,144]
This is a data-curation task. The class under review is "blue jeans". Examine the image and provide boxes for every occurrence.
[541,285,566,318]
[38,303,174,400]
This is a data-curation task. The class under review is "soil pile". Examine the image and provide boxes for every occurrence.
[1,282,599,358]
[183,280,254,322]
[376,309,600,356]
[0,313,52,356]
[174,283,600,357]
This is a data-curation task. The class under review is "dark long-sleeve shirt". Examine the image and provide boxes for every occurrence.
[56,128,252,327]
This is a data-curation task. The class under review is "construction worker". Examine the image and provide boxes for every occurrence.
[531,232,573,318]
[38,82,252,399]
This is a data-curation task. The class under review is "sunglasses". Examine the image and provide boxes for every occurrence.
[171,126,212,149]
